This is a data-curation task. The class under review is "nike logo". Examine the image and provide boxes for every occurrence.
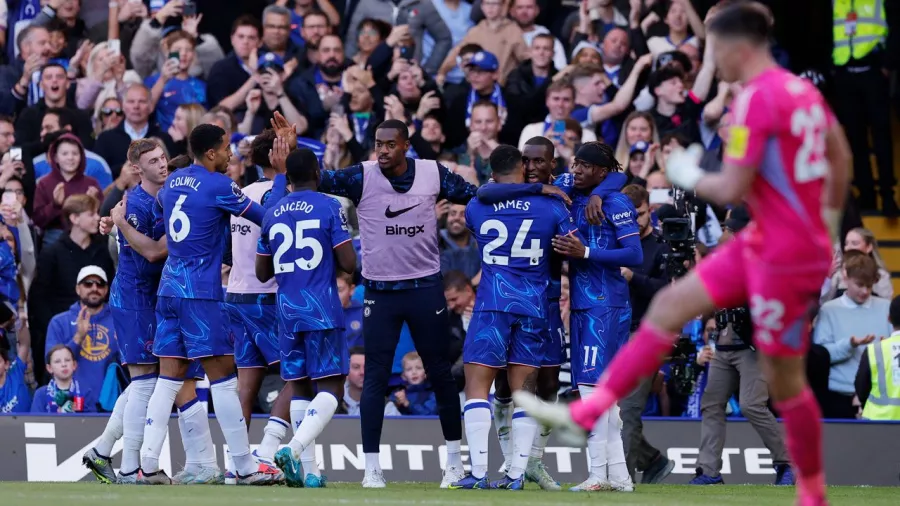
[479,450,487,454]
[436,308,446,315]
[384,203,420,218]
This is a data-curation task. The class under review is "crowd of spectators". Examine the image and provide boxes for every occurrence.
[0,0,897,433]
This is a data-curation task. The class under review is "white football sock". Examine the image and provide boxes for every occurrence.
[290,397,320,477]
[288,392,337,461]
[257,417,289,462]
[531,424,553,460]
[95,383,130,457]
[178,397,217,469]
[121,376,155,473]
[364,452,381,473]
[509,407,538,480]
[581,386,609,480]
[209,375,256,476]
[492,396,513,462]
[606,403,629,481]
[445,439,462,469]
[464,399,492,479]
[141,377,182,473]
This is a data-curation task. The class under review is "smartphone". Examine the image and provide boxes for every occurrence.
[551,120,566,137]
[167,51,180,68]
[1,192,15,206]
[399,45,414,61]
[649,188,674,205]
[332,104,345,116]
[8,147,21,162]
[183,0,197,16]
[108,39,121,56]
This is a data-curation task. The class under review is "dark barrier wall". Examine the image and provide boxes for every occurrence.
[1,415,898,485]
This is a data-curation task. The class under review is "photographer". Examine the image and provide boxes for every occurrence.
[690,211,793,486]
[618,184,675,484]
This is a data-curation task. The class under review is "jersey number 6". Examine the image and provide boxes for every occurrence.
[169,194,191,242]
[270,219,324,273]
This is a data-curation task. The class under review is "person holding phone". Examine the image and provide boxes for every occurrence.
[236,52,308,136]
[517,80,597,151]
[144,29,208,132]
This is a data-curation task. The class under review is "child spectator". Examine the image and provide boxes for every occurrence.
[391,352,438,416]
[0,332,31,413]
[821,227,893,304]
[337,271,363,349]
[31,133,103,247]
[32,344,87,413]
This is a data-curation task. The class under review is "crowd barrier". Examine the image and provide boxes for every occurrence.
[1,415,898,485]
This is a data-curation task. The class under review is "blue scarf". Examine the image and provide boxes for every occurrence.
[465,83,506,128]
[352,112,372,145]
[46,378,82,413]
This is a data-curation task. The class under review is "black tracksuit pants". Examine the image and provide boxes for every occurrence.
[360,284,462,452]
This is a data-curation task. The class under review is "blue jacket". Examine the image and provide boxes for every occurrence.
[0,356,31,413]
[45,302,118,412]
[392,382,438,416]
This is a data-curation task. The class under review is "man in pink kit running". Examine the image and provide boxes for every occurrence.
[516,4,851,505]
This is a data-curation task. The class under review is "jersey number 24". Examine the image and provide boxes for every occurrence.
[481,219,543,266]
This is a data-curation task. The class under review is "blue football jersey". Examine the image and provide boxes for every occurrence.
[157,165,259,300]
[556,175,640,310]
[111,185,166,309]
[466,193,578,318]
[144,74,208,132]
[257,190,352,332]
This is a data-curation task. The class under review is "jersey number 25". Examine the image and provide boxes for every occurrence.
[270,220,324,273]
[791,103,827,183]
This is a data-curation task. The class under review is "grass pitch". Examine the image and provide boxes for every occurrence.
[0,482,896,506]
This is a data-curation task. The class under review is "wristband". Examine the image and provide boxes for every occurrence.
[583,247,590,259]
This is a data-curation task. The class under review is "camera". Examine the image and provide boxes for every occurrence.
[659,189,698,279]
[669,334,700,396]
[714,306,752,346]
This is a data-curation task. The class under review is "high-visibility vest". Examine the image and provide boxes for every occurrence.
[832,0,888,66]
[861,335,900,421]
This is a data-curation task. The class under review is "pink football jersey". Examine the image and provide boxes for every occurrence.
[724,67,834,267]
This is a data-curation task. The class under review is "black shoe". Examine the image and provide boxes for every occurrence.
[641,454,675,484]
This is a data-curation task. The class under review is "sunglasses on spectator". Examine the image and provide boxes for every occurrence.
[80,280,107,288]
[101,108,124,117]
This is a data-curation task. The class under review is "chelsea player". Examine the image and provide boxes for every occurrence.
[87,140,219,485]
[517,142,642,492]
[257,149,357,488]
[138,124,277,485]
[450,145,579,491]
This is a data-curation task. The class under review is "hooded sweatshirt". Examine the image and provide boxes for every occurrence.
[32,134,104,232]
[44,301,117,412]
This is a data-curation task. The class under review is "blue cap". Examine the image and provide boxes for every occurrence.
[161,25,181,38]
[630,141,649,154]
[258,52,285,71]
[465,51,499,72]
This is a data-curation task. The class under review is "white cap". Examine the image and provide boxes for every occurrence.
[76,265,108,284]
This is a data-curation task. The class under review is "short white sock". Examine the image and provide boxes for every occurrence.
[95,383,130,457]
[141,377,182,473]
[257,417,289,462]
[492,396,513,462]
[290,397,320,477]
[210,375,255,476]
[288,392,337,460]
[179,397,217,468]
[121,377,155,473]
[509,407,538,480]
[605,403,629,481]
[364,452,381,473]
[464,399,492,479]
[445,439,462,469]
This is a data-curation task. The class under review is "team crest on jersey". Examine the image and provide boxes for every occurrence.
[127,213,139,228]
[231,181,247,202]
[350,320,361,331]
